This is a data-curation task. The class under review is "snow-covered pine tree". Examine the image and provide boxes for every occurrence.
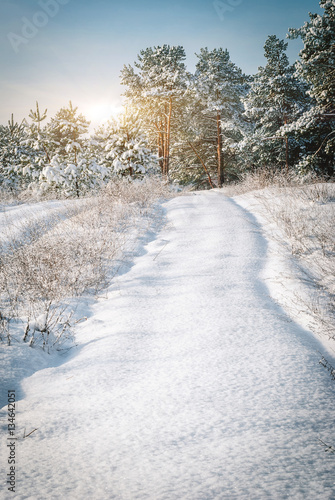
[170,97,218,189]
[120,45,189,176]
[242,35,310,172]
[20,102,51,187]
[90,122,116,174]
[287,0,335,175]
[41,102,107,196]
[46,100,89,159]
[194,48,249,186]
[104,111,158,177]
[0,115,29,191]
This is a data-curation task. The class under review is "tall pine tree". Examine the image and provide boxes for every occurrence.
[194,48,248,186]
[120,45,189,176]
[242,35,310,171]
[287,0,335,175]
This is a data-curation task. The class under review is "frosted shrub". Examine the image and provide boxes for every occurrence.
[0,176,175,350]
[255,182,335,339]
[223,166,313,195]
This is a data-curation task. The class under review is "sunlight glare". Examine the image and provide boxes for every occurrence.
[86,102,124,127]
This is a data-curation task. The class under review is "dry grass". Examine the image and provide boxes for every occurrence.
[226,168,335,341]
[223,167,317,196]
[255,183,335,339]
[0,176,174,351]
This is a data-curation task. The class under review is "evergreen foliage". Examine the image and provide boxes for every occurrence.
[241,35,310,171]
[104,111,158,177]
[40,101,108,197]
[287,0,335,175]
[120,45,189,176]
[0,2,334,193]
[194,47,249,185]
[0,115,29,190]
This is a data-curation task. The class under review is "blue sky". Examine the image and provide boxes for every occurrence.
[0,0,322,128]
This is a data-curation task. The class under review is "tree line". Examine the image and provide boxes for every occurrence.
[1,0,334,195]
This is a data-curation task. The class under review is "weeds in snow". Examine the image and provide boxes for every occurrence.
[23,428,38,439]
[0,177,174,351]
[223,166,317,196]
[318,439,335,454]
[319,355,335,381]
[225,169,335,342]
[254,183,335,339]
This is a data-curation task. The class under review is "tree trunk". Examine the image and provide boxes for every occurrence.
[216,110,224,187]
[75,179,80,198]
[155,119,164,174]
[284,115,289,173]
[187,141,216,189]
[163,97,172,176]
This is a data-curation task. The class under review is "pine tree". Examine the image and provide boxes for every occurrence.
[40,102,107,196]
[20,102,51,185]
[120,45,189,176]
[104,111,158,177]
[194,48,249,186]
[46,100,90,159]
[242,35,310,171]
[287,0,335,175]
[0,115,29,190]
[90,122,114,170]
[170,98,218,189]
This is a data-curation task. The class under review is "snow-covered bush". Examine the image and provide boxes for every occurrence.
[0,115,30,191]
[0,177,174,350]
[39,152,109,197]
[104,111,158,177]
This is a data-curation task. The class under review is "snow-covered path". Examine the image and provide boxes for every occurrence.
[3,191,335,499]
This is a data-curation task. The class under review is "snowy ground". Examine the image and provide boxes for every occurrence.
[233,185,335,351]
[1,190,335,499]
[0,199,76,246]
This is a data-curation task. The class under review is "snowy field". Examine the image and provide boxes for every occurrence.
[1,190,335,499]
[0,199,77,246]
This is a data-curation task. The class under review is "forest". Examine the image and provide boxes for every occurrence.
[1,4,335,494]
[0,0,334,196]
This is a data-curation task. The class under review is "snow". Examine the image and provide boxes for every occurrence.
[0,199,79,248]
[1,190,335,499]
[233,187,335,357]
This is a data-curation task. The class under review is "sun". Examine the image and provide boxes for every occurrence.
[85,102,124,127]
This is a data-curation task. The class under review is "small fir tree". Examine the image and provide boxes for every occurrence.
[104,111,158,177]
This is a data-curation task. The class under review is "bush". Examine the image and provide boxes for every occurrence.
[0,177,174,351]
